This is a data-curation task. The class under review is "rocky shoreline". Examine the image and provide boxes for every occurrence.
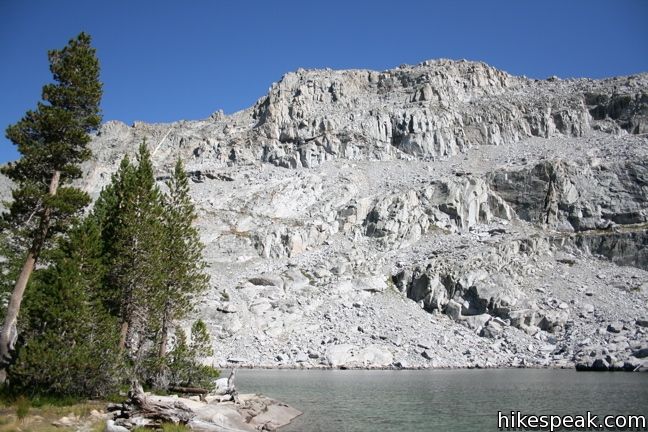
[106,377,302,432]
[219,362,648,371]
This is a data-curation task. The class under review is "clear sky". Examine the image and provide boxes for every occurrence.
[1,0,647,163]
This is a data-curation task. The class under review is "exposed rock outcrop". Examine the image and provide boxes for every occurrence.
[2,59,647,372]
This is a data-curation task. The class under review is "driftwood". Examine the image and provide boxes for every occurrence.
[168,386,209,395]
[107,378,302,432]
[168,385,209,402]
[110,380,194,428]
[227,369,237,397]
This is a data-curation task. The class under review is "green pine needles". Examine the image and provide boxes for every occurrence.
[7,144,216,396]
[2,32,216,398]
[158,158,210,358]
[9,219,122,397]
[166,320,218,389]
[96,144,215,391]
[1,32,102,378]
[93,144,167,354]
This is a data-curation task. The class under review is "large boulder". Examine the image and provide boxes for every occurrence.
[461,314,492,331]
[354,276,388,293]
[248,274,284,290]
[445,300,463,322]
[325,344,393,368]
[356,345,394,367]
[460,273,522,317]
[326,344,356,367]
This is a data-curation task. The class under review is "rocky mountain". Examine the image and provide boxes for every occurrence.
[4,59,648,371]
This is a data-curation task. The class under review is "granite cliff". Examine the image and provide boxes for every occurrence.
[3,59,647,371]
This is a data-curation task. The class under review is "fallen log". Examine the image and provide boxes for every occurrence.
[109,378,301,431]
[168,386,209,395]
[112,381,194,428]
[168,386,209,401]
[106,373,301,432]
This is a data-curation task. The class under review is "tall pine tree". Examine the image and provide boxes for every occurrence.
[93,143,165,356]
[157,159,210,358]
[0,33,102,377]
[80,150,214,389]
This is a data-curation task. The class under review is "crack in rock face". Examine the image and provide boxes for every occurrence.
[2,59,647,371]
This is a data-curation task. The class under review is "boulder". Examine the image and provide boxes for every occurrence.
[241,395,303,431]
[325,344,392,367]
[461,278,496,315]
[52,415,79,428]
[214,377,230,395]
[394,359,409,369]
[462,314,491,331]
[326,344,356,367]
[521,324,541,336]
[283,269,310,291]
[480,318,505,339]
[537,310,568,331]
[248,274,284,290]
[294,352,309,363]
[591,358,610,371]
[445,300,463,322]
[607,322,624,333]
[632,348,648,359]
[357,345,393,367]
[191,404,254,431]
[354,276,388,293]
[575,360,593,371]
[508,309,539,328]
[636,319,648,328]
[624,361,641,372]
[460,273,522,317]
[409,274,448,312]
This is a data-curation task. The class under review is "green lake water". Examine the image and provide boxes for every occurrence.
[236,369,648,432]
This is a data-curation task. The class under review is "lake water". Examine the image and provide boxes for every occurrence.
[236,369,648,432]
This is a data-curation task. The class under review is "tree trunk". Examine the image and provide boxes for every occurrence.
[158,320,168,358]
[158,302,170,358]
[0,254,36,365]
[109,380,195,429]
[119,320,129,353]
[0,171,60,381]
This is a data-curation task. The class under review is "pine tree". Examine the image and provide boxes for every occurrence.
[0,33,102,377]
[94,143,166,356]
[92,156,135,320]
[167,320,218,389]
[83,152,214,389]
[8,219,121,397]
[156,159,210,358]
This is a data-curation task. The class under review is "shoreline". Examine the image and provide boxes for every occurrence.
[223,363,572,370]
[219,362,647,372]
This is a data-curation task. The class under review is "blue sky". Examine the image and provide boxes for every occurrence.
[1,0,647,163]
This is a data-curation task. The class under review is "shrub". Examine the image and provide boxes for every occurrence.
[16,395,30,421]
